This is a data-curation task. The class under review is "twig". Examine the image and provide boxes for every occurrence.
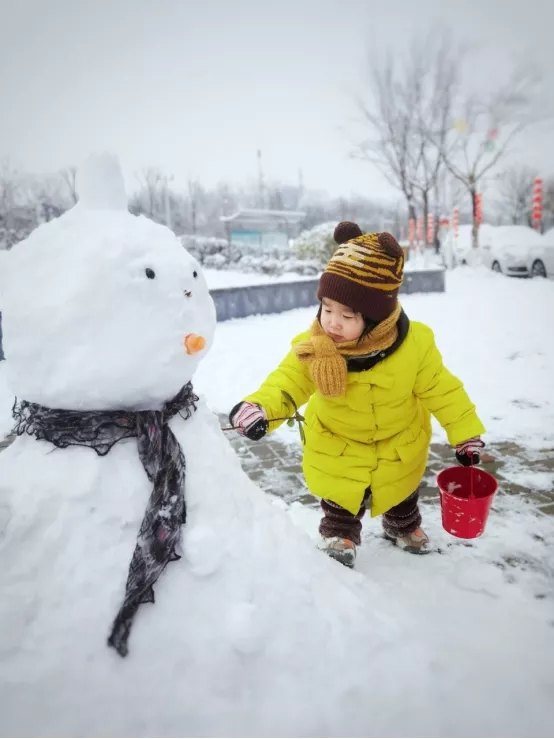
[221,415,291,432]
[223,391,306,444]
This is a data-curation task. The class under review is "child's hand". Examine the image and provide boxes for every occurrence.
[455,437,485,466]
[229,402,268,441]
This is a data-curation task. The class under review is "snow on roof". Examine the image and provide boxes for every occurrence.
[220,208,306,223]
[492,226,544,248]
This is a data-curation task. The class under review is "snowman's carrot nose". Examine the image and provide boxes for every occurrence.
[184,334,206,355]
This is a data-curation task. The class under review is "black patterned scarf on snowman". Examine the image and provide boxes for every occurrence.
[12,382,198,657]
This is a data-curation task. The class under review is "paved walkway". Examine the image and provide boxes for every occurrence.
[215,415,554,514]
[2,419,553,514]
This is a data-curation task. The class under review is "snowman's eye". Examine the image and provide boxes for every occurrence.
[193,270,198,278]
[145,268,156,279]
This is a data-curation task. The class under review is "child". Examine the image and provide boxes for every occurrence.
[229,222,485,568]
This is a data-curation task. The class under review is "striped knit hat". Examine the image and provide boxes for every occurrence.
[317,222,404,322]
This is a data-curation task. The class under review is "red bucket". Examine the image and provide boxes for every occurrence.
[437,465,498,539]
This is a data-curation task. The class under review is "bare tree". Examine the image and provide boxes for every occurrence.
[352,52,418,221]
[0,162,69,248]
[434,62,545,247]
[0,160,22,249]
[60,166,78,204]
[188,179,199,234]
[351,26,464,233]
[27,173,69,222]
[407,32,464,246]
[135,167,164,218]
[0,159,19,217]
[494,165,537,225]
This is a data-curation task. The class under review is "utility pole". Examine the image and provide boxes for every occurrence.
[298,168,304,207]
[257,150,265,209]
[163,173,174,232]
[188,179,197,235]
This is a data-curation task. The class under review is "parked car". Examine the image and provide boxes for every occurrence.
[481,226,546,277]
[526,228,554,278]
[441,223,496,266]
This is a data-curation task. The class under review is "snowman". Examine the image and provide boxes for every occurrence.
[0,155,435,737]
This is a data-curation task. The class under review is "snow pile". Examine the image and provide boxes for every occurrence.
[0,402,435,737]
[404,250,444,272]
[0,362,13,438]
[288,493,554,737]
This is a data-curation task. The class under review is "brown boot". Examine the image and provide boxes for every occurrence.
[384,527,431,555]
[318,536,357,568]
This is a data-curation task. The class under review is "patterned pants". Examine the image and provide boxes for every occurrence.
[319,489,421,546]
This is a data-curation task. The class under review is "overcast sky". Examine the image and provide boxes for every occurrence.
[1,0,553,200]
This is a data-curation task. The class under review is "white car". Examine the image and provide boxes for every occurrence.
[526,228,554,278]
[481,225,547,277]
[442,223,496,266]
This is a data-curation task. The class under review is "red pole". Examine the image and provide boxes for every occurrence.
[427,214,434,246]
[475,193,483,225]
[532,177,543,232]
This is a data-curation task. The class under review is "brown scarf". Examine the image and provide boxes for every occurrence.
[294,303,402,397]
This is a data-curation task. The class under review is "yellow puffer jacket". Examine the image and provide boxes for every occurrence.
[244,321,485,517]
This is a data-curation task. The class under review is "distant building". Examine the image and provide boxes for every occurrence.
[220,208,306,251]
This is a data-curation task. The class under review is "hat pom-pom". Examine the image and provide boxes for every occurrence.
[334,221,363,245]
[377,232,404,259]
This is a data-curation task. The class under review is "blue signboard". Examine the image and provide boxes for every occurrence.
[231,228,288,251]
[230,229,262,247]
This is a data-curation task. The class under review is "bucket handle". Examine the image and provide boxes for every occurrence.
[468,456,475,499]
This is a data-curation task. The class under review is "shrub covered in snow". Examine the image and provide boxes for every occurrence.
[279,257,320,276]
[291,221,337,268]
[202,253,228,270]
[181,235,242,265]
[236,255,319,276]
[180,234,319,277]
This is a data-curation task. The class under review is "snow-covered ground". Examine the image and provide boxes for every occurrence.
[203,268,316,289]
[1,263,554,735]
[403,250,444,272]
[286,490,554,739]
